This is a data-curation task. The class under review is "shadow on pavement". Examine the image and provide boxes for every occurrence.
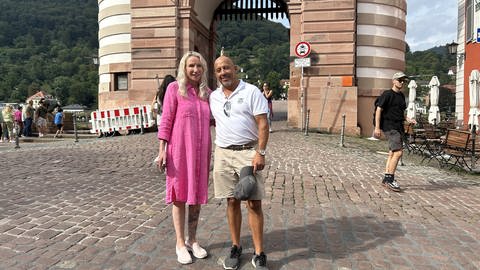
[403,181,480,192]
[211,215,404,269]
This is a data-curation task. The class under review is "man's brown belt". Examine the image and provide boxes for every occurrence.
[222,141,257,151]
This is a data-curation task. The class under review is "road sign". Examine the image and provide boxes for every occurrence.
[295,41,311,58]
[477,28,480,43]
[294,58,311,67]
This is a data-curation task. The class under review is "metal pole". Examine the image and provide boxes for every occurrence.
[14,122,20,149]
[304,109,310,136]
[472,125,476,170]
[73,112,79,143]
[300,65,305,131]
[140,110,145,135]
[340,114,345,147]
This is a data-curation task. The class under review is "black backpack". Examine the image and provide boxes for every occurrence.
[372,96,380,127]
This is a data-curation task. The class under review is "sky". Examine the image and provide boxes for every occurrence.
[270,1,458,52]
[406,0,457,52]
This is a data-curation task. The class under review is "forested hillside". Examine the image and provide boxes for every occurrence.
[405,44,457,112]
[0,1,456,109]
[0,0,98,107]
[216,19,290,98]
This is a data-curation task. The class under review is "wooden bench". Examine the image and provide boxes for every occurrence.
[466,134,480,170]
[436,129,471,170]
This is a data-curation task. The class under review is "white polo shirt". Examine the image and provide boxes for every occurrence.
[210,80,268,147]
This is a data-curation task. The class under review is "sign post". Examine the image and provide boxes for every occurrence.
[295,41,311,131]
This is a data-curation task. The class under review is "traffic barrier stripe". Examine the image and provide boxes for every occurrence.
[89,105,155,134]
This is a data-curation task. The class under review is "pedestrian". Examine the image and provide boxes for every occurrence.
[367,97,380,141]
[35,99,48,137]
[262,82,274,132]
[373,72,416,192]
[23,100,35,137]
[2,105,15,142]
[53,107,64,138]
[210,55,270,270]
[153,75,176,164]
[0,108,4,143]
[156,51,211,265]
[152,74,176,127]
[14,106,23,137]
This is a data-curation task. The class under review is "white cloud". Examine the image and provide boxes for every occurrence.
[406,0,457,51]
[271,0,458,52]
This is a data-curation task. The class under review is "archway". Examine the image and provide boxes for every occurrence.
[211,1,290,99]
[98,0,407,136]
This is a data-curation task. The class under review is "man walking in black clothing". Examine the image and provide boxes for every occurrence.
[374,72,416,191]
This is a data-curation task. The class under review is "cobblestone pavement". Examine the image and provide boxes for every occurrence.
[0,102,479,270]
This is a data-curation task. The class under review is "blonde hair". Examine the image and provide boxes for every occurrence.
[176,51,209,100]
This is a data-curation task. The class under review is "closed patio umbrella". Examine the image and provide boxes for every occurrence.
[428,76,440,124]
[468,70,480,128]
[407,80,417,119]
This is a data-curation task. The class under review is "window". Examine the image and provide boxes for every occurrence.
[476,0,480,42]
[114,73,128,91]
[466,0,474,41]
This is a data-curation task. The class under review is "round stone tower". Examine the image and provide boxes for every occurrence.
[97,0,132,109]
[356,0,407,136]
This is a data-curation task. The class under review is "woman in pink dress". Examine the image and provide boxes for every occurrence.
[156,51,211,265]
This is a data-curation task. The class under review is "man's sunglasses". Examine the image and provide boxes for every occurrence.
[223,100,231,117]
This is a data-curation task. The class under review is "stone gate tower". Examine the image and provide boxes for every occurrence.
[97,0,407,136]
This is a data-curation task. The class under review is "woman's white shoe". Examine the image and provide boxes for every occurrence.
[185,241,208,259]
[176,246,193,264]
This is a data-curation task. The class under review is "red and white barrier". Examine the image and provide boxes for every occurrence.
[90,105,154,134]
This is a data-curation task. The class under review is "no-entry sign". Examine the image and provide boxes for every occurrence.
[295,41,311,58]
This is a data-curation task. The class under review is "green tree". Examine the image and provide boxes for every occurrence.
[0,0,98,107]
[217,19,289,88]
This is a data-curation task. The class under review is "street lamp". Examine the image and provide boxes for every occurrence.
[92,54,99,65]
[446,41,458,54]
[91,49,99,65]
[446,41,465,65]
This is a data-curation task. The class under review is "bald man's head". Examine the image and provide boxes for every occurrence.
[214,55,239,91]
[214,55,234,67]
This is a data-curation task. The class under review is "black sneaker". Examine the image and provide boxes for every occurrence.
[382,175,393,187]
[251,252,268,269]
[223,245,242,270]
[386,179,401,192]
[382,178,387,186]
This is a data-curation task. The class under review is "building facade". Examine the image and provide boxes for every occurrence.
[455,0,480,127]
[97,0,407,136]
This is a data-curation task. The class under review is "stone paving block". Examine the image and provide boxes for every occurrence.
[1,118,479,269]
[78,236,99,246]
[37,229,62,240]
[74,246,100,262]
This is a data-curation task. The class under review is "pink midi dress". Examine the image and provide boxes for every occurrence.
[157,82,211,205]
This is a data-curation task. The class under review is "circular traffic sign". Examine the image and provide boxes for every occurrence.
[295,41,311,58]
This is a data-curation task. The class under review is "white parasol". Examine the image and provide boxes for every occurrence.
[406,80,417,119]
[468,70,480,128]
[428,76,441,124]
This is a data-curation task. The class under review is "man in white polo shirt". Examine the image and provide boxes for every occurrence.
[210,55,269,270]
